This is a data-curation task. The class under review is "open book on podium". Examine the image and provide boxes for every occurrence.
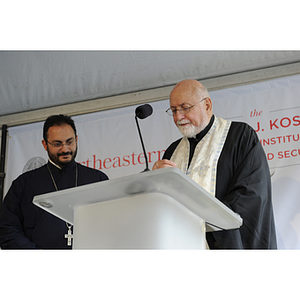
[33,168,242,249]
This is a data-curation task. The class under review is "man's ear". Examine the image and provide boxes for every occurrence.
[205,97,213,115]
[42,140,48,151]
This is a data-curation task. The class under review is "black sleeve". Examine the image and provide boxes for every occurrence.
[211,122,277,249]
[0,177,38,249]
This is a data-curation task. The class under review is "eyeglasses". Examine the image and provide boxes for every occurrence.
[166,97,207,116]
[46,139,75,148]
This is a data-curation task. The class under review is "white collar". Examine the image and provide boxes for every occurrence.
[49,158,62,170]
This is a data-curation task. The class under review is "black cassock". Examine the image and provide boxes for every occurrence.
[0,160,108,249]
[163,115,277,249]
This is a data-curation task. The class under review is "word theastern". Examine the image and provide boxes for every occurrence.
[254,115,300,132]
[80,150,165,170]
[267,149,300,161]
[260,134,300,146]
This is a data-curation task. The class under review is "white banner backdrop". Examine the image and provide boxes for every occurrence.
[212,75,300,250]
[4,74,300,249]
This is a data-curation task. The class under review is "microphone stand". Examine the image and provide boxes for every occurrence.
[135,115,150,172]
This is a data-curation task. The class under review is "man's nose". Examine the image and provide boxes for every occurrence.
[60,143,70,151]
[174,109,185,118]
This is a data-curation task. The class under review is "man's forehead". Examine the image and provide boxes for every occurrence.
[170,88,198,104]
[170,93,197,107]
[47,124,76,136]
[170,101,192,108]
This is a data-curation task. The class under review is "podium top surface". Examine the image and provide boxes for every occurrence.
[33,168,242,231]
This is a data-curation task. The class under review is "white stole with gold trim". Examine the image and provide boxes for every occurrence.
[170,117,231,196]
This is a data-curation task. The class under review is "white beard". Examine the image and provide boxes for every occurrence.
[177,122,199,138]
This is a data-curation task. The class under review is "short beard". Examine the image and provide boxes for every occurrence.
[177,117,210,138]
[48,147,78,168]
[177,122,199,138]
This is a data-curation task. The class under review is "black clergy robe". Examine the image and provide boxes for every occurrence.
[163,115,277,249]
[0,160,108,249]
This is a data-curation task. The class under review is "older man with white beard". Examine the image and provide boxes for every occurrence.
[153,79,277,249]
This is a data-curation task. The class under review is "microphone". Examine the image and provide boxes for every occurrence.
[135,104,153,119]
[135,104,153,172]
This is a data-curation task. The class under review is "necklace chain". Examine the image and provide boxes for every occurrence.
[47,163,78,246]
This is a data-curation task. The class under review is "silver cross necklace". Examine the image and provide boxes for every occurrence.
[47,163,78,247]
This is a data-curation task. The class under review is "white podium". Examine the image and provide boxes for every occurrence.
[33,168,242,249]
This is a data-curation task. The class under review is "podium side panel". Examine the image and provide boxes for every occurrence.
[73,192,206,249]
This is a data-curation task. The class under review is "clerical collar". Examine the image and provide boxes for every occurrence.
[48,159,76,172]
[49,159,62,169]
[188,115,215,143]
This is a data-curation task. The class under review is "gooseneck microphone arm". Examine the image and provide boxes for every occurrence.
[135,115,150,172]
[135,104,153,172]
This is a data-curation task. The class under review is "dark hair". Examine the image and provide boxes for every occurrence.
[43,114,77,141]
